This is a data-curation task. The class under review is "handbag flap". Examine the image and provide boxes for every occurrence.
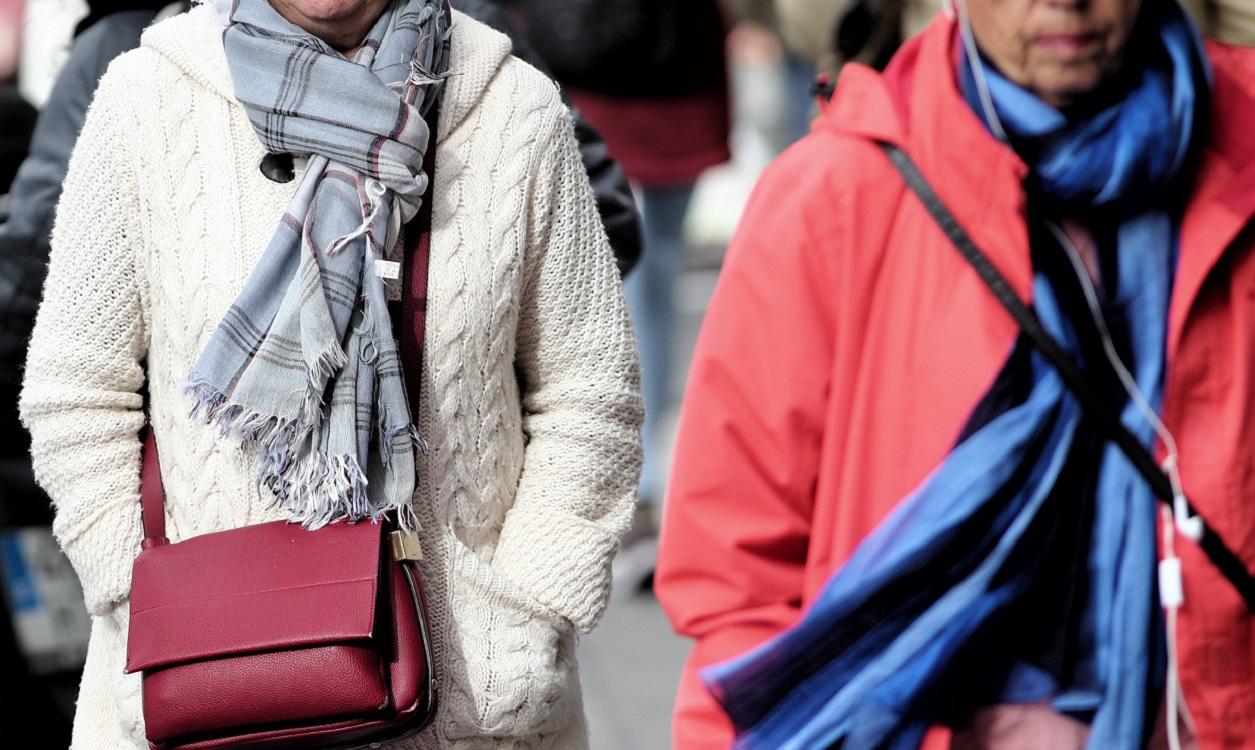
[126,519,385,673]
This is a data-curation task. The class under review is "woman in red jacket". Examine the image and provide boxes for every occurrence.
[656,0,1255,748]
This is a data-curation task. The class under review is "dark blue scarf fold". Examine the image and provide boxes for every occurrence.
[704,4,1210,748]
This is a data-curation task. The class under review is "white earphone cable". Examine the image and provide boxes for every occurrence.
[956,0,1009,142]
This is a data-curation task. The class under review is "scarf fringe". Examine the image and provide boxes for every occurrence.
[268,450,373,529]
[303,342,349,423]
[378,408,428,460]
[308,341,349,389]
[184,374,420,532]
[408,58,452,89]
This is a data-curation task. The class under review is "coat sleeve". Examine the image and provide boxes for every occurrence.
[0,11,152,385]
[654,147,840,749]
[18,60,148,618]
[454,0,643,278]
[490,101,644,634]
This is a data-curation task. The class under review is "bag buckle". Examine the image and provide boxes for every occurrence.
[390,530,424,561]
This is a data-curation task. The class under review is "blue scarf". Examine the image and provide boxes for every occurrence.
[703,4,1209,748]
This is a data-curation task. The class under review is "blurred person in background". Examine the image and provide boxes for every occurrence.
[19,1,642,747]
[523,0,732,585]
[717,0,949,148]
[657,0,1255,748]
[1182,0,1255,43]
[718,0,816,146]
[0,0,35,194]
[17,0,84,107]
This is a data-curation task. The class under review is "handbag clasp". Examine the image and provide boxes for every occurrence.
[391,530,424,561]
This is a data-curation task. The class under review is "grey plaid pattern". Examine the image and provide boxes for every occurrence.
[187,0,452,530]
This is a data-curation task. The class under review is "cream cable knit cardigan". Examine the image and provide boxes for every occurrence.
[19,7,643,749]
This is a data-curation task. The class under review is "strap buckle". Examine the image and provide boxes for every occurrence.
[390,530,424,562]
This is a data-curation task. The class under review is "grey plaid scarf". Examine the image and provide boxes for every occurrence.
[187,0,452,530]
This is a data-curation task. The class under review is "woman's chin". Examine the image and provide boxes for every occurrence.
[1027,68,1110,109]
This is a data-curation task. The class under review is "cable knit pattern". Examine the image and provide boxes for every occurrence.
[19,7,642,750]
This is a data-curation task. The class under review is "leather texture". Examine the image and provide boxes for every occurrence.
[387,562,428,712]
[142,644,389,742]
[126,519,383,673]
[131,521,436,749]
[138,427,166,542]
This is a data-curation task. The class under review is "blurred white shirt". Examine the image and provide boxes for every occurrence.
[18,0,85,106]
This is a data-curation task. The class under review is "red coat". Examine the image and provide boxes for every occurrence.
[655,13,1255,750]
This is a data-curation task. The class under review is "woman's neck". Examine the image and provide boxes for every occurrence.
[267,0,391,55]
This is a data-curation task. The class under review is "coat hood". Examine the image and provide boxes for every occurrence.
[140,3,514,143]
[814,10,1031,194]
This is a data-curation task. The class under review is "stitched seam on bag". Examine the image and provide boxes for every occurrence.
[130,576,379,615]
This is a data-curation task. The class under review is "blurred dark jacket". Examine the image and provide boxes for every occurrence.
[75,0,173,36]
[0,11,160,391]
[552,0,732,187]
[0,87,35,198]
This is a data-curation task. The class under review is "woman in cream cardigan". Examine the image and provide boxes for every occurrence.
[19,1,643,748]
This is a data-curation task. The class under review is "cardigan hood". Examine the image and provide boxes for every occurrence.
[140,4,515,144]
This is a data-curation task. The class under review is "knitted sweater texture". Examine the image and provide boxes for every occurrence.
[19,6,643,749]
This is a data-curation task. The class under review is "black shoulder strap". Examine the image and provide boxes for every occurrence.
[878,140,1255,612]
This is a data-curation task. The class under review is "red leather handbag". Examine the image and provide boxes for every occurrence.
[124,459,437,749]
[124,120,442,750]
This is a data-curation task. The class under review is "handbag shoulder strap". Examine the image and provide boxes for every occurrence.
[140,427,166,546]
[397,105,439,407]
[139,110,441,546]
[877,140,1255,612]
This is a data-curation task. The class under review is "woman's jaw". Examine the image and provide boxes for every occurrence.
[961,0,1147,110]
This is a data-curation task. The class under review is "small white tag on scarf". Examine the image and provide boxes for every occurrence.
[375,259,401,280]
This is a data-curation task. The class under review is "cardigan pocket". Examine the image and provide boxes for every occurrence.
[441,539,576,740]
